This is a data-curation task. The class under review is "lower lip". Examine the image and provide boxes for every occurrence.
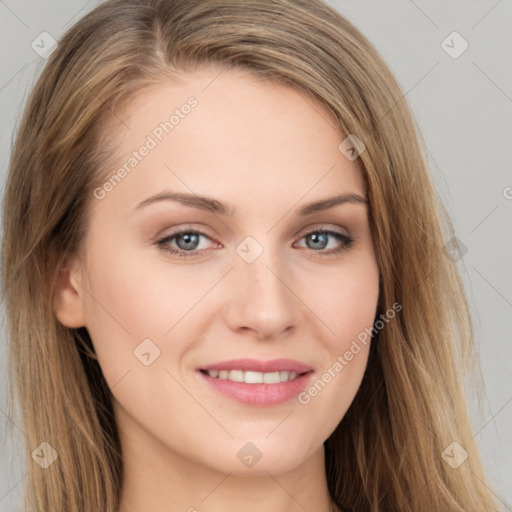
[197,370,314,407]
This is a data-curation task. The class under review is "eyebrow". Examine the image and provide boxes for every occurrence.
[132,190,368,216]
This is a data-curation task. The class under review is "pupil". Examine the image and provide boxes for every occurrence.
[178,233,199,250]
[308,233,327,250]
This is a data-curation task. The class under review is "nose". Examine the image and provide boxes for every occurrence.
[222,247,302,341]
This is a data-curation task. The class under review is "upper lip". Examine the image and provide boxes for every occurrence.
[199,358,314,374]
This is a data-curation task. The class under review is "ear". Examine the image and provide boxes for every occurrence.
[53,255,87,328]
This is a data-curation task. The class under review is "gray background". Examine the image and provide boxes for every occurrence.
[0,1,511,510]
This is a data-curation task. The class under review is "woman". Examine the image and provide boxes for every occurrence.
[1,0,501,511]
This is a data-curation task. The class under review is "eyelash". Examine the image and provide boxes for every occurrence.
[155,227,355,260]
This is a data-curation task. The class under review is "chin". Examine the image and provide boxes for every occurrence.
[199,438,319,476]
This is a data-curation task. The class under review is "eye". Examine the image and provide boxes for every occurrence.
[155,227,218,259]
[293,229,354,256]
[155,227,354,260]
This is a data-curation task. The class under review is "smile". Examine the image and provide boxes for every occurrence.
[199,369,308,383]
[196,358,315,407]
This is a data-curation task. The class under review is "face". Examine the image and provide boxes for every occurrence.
[54,65,380,476]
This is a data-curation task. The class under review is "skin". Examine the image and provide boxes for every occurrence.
[53,65,380,512]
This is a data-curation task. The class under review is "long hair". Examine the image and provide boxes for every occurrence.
[1,0,500,510]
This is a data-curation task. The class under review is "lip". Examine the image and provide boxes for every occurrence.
[198,358,314,374]
[196,358,314,407]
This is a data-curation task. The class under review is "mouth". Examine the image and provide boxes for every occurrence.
[196,358,314,407]
[198,368,311,383]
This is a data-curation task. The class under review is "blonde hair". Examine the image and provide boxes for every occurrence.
[1,0,500,510]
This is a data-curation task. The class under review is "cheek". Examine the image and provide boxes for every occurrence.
[306,257,380,348]
[295,258,379,415]
[296,300,376,443]
[80,239,222,382]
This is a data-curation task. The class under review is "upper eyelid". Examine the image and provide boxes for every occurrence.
[160,223,350,238]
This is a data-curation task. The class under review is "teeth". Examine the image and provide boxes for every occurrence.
[228,370,244,382]
[206,369,302,383]
[244,371,263,383]
[263,372,280,384]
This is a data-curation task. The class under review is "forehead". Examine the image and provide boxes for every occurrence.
[93,66,366,218]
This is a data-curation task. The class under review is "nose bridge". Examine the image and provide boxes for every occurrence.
[224,235,301,339]
[237,237,289,304]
